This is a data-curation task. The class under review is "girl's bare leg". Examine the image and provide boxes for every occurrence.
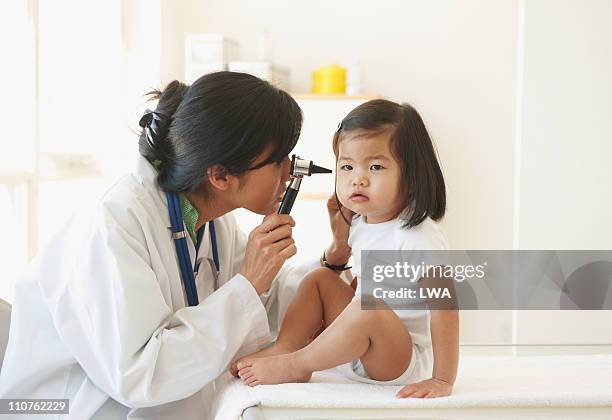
[237,298,413,386]
[229,267,354,376]
[275,268,355,349]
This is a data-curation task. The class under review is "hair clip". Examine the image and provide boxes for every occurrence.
[139,109,154,128]
[139,109,161,149]
[139,109,169,149]
[336,121,343,132]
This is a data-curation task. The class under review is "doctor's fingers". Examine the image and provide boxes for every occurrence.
[261,224,293,244]
[249,223,292,245]
[277,242,297,260]
[268,237,296,255]
[258,214,295,233]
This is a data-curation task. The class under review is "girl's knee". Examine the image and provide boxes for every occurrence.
[346,299,397,325]
[310,267,343,280]
[301,267,342,289]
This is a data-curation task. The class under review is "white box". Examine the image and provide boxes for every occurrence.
[228,61,291,91]
[185,34,239,83]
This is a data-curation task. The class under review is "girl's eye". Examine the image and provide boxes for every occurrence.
[340,164,353,171]
[370,164,384,171]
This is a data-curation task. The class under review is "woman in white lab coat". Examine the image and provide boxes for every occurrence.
[0,72,352,419]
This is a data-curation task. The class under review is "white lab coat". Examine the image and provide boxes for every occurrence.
[0,156,318,419]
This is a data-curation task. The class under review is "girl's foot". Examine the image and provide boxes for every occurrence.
[229,342,294,377]
[236,353,312,386]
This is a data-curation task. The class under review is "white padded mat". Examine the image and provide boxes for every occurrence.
[212,355,612,419]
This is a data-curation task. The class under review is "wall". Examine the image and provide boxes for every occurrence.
[516,0,612,344]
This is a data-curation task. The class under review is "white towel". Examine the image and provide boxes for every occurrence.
[212,355,612,420]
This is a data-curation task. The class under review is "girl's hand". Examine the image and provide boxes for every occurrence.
[324,195,353,265]
[396,377,453,399]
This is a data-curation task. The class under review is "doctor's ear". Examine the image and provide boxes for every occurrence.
[206,164,238,191]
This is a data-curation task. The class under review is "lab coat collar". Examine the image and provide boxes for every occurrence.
[134,154,158,186]
[134,155,168,206]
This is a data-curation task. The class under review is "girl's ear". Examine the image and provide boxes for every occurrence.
[207,164,238,191]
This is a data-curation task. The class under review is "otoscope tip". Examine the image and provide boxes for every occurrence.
[311,164,332,174]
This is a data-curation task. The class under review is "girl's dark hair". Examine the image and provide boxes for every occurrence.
[139,71,302,193]
[332,99,446,228]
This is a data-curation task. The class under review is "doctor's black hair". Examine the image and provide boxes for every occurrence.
[138,71,302,194]
[332,99,446,228]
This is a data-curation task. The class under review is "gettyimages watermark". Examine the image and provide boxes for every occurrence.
[359,250,612,310]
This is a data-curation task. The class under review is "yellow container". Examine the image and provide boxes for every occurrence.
[311,65,346,94]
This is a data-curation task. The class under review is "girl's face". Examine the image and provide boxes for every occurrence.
[336,132,404,223]
[237,154,292,215]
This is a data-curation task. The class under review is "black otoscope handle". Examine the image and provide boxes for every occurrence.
[278,187,299,214]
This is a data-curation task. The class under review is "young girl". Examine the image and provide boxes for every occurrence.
[233,99,459,398]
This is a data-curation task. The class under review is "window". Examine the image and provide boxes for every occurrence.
[0,0,129,302]
[0,1,36,301]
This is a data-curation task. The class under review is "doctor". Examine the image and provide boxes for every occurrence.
[0,72,352,419]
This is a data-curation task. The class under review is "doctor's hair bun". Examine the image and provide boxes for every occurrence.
[138,71,302,196]
[138,80,189,178]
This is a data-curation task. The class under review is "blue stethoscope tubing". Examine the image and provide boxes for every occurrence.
[166,191,220,307]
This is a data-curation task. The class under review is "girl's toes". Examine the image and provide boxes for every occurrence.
[245,375,259,386]
[246,378,261,387]
[238,367,253,380]
[237,360,252,370]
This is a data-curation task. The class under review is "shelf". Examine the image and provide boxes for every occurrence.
[0,172,34,184]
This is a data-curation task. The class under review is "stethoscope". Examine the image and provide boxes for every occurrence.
[166,191,220,307]
[140,108,221,307]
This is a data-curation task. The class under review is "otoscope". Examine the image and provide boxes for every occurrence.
[278,155,332,214]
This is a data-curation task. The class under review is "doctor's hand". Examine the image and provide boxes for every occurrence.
[240,214,297,295]
[324,195,353,265]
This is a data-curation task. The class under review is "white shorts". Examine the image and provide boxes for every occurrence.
[336,343,433,385]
